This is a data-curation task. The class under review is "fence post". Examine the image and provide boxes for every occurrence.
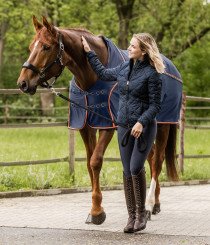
[69,129,75,175]
[4,104,8,124]
[179,91,186,173]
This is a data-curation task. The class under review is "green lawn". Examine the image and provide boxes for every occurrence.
[0,127,209,192]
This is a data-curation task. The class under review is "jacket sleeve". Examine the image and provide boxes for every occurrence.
[137,70,162,127]
[86,50,122,81]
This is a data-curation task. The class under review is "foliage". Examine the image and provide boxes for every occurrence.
[0,128,209,191]
[174,33,210,120]
[0,0,209,122]
[129,0,210,58]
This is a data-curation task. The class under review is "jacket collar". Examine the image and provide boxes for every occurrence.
[129,58,149,69]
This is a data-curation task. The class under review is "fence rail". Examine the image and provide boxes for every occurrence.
[0,122,67,128]
[0,89,210,174]
[0,88,68,94]
[1,155,210,168]
[0,157,69,167]
[0,105,68,110]
[186,96,210,102]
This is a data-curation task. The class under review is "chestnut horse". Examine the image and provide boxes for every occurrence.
[17,16,179,225]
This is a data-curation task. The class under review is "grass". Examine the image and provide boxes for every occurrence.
[0,127,209,192]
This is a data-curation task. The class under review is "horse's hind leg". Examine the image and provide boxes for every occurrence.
[84,128,115,225]
[146,124,170,218]
[153,179,161,214]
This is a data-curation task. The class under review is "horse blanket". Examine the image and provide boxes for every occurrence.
[157,55,183,123]
[68,37,182,130]
[68,36,128,130]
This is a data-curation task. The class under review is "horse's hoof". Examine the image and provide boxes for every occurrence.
[92,211,106,225]
[146,210,151,221]
[152,203,161,214]
[85,211,106,225]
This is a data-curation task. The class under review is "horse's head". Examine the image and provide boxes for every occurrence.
[17,16,64,95]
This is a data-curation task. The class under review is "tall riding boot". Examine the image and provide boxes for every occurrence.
[123,173,136,233]
[132,167,147,232]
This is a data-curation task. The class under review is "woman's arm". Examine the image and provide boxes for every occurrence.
[82,36,121,81]
[137,70,162,127]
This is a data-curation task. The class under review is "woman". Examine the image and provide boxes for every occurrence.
[82,33,165,233]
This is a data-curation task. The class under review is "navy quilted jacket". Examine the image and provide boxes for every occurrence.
[86,50,162,128]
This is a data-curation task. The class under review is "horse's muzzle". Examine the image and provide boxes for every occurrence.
[17,79,37,95]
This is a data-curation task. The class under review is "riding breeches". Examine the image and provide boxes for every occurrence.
[117,119,157,178]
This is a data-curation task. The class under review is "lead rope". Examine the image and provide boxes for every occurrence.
[50,88,147,152]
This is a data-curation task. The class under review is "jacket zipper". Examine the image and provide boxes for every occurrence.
[126,64,136,127]
[126,80,130,127]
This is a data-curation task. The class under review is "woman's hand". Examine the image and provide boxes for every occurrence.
[131,122,143,138]
[81,36,91,52]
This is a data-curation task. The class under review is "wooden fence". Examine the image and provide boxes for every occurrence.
[0,89,210,174]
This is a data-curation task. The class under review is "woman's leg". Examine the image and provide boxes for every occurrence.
[117,126,135,178]
[130,119,157,232]
[117,126,136,232]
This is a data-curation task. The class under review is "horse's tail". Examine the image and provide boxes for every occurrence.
[165,124,179,181]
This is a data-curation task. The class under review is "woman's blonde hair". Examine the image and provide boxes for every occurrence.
[133,33,165,73]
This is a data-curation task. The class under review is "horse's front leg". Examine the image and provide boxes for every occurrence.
[86,129,115,225]
[146,124,170,219]
[80,125,97,188]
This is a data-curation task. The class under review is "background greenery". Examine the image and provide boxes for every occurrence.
[0,0,209,121]
[0,1,209,191]
[0,127,209,192]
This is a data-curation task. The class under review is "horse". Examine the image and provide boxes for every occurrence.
[17,16,182,225]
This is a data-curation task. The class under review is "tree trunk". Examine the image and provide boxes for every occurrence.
[0,21,7,88]
[113,0,135,49]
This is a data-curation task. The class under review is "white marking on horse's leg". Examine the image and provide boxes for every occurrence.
[28,41,39,61]
[146,178,156,213]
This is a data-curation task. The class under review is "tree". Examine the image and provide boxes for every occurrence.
[0,0,12,87]
[111,0,135,49]
[174,33,210,98]
[0,0,209,116]
[130,0,210,58]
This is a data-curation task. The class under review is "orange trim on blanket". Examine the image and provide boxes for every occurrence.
[87,122,117,129]
[108,82,118,127]
[164,72,183,83]
[74,80,85,91]
[114,44,126,62]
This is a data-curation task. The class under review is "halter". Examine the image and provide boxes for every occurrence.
[22,28,64,88]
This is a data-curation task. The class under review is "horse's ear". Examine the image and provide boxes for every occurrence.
[33,15,43,33]
[42,15,57,37]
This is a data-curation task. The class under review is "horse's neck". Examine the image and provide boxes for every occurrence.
[61,29,108,91]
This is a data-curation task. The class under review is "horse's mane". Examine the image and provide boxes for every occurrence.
[62,27,101,44]
[63,27,94,36]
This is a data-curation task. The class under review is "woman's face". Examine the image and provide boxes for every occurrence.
[127,37,146,61]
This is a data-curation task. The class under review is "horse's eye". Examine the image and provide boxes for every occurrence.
[43,45,50,51]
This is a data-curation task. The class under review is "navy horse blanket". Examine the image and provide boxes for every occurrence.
[68,37,182,130]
